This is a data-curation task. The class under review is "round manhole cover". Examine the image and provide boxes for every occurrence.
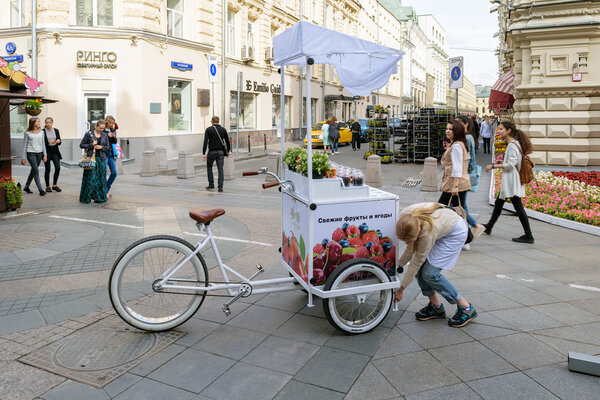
[54,329,156,371]
[0,231,56,252]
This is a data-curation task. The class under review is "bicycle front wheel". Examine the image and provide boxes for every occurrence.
[109,235,208,331]
[323,258,393,334]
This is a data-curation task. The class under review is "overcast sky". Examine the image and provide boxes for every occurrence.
[400,0,500,87]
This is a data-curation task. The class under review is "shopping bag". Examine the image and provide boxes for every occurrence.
[78,152,96,170]
[447,196,473,244]
[112,143,124,159]
[469,165,482,193]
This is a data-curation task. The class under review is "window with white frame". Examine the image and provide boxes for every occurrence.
[167,0,184,38]
[10,0,25,27]
[76,0,114,26]
[227,10,236,57]
[272,95,291,128]
[168,79,192,132]
[247,22,254,50]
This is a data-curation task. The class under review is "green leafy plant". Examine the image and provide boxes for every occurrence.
[23,99,43,111]
[312,153,330,175]
[295,151,309,175]
[283,146,305,171]
[0,181,23,209]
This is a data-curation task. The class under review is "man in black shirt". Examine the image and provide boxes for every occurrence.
[202,116,231,192]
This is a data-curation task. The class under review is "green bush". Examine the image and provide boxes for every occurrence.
[283,146,306,171]
[0,181,23,209]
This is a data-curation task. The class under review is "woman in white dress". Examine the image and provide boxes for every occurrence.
[483,121,534,244]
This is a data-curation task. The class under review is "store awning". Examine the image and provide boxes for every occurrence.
[489,70,515,113]
[273,21,404,97]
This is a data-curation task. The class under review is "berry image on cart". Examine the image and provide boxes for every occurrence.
[108,21,405,335]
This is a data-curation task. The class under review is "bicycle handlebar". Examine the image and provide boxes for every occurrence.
[262,181,280,189]
[243,171,259,176]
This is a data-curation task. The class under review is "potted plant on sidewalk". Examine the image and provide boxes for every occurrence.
[0,181,23,211]
[283,146,305,171]
[296,152,330,179]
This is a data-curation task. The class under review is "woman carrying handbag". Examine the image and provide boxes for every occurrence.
[79,119,110,204]
[483,121,534,244]
[438,120,485,246]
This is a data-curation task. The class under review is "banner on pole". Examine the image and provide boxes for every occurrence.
[449,56,464,90]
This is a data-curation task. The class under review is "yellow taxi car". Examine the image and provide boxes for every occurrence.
[304,121,353,147]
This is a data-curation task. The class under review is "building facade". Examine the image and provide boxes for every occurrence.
[446,75,476,115]
[1,0,409,161]
[475,86,493,116]
[495,0,600,166]
[417,14,448,108]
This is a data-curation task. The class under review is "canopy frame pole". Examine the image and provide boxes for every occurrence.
[305,61,314,308]
[280,66,285,172]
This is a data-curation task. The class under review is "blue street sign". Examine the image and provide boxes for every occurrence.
[451,66,461,81]
[210,64,217,76]
[5,42,16,54]
[171,61,193,71]
[3,55,23,63]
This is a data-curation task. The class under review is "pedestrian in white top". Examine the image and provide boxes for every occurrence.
[480,115,493,154]
[394,202,478,328]
[21,117,48,196]
[483,121,534,244]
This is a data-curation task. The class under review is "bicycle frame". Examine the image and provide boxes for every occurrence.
[154,223,298,297]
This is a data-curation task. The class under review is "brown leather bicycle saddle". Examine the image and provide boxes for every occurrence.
[189,208,225,224]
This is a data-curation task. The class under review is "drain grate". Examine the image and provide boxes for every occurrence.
[18,316,186,388]
[399,178,422,188]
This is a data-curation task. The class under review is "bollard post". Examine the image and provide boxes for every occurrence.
[264,133,267,153]
[421,157,438,192]
[140,151,157,177]
[365,155,382,187]
[247,134,251,155]
[177,151,195,179]
[230,137,233,153]
[223,154,236,180]
[155,147,168,171]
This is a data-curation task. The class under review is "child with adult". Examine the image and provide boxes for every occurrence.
[483,121,535,243]
[79,119,110,204]
[104,115,118,199]
[21,117,47,196]
[42,117,62,193]
[393,202,478,327]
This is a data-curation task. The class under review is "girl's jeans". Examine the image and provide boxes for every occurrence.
[332,138,339,153]
[106,155,118,192]
[416,260,462,304]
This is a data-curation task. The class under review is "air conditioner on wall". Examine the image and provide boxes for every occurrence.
[242,45,255,62]
[265,46,273,62]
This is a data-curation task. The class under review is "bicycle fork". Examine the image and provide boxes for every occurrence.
[221,265,264,316]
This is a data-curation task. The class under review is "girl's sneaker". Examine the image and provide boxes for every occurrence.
[415,302,446,320]
[448,305,477,327]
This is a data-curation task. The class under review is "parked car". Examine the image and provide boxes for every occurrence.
[304,121,352,147]
[389,117,401,128]
[356,118,368,142]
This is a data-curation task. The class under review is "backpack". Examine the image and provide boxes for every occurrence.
[514,142,534,185]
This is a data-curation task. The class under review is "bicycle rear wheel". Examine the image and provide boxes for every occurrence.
[323,258,392,334]
[109,235,208,331]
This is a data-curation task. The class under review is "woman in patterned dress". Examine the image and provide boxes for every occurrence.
[79,119,110,203]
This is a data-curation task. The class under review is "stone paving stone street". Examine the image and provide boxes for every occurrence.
[1,144,599,399]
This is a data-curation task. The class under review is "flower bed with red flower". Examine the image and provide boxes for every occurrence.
[493,169,600,227]
[551,171,600,187]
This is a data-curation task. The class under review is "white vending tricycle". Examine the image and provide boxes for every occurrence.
[109,21,405,334]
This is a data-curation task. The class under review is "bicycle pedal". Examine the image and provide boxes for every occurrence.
[222,304,231,317]
[249,265,264,281]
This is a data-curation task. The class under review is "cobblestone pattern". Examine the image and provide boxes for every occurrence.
[0,231,57,252]
[0,288,98,317]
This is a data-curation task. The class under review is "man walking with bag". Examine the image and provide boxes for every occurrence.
[202,116,231,192]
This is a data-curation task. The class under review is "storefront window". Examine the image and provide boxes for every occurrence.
[230,91,256,129]
[168,79,191,132]
[167,0,184,38]
[272,95,291,128]
[9,106,28,137]
[10,0,25,27]
[76,0,114,26]
[302,97,318,126]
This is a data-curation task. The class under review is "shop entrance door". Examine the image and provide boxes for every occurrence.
[85,95,108,132]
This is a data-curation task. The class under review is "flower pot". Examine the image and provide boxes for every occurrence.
[312,171,323,179]
[288,165,296,171]
[25,108,42,116]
